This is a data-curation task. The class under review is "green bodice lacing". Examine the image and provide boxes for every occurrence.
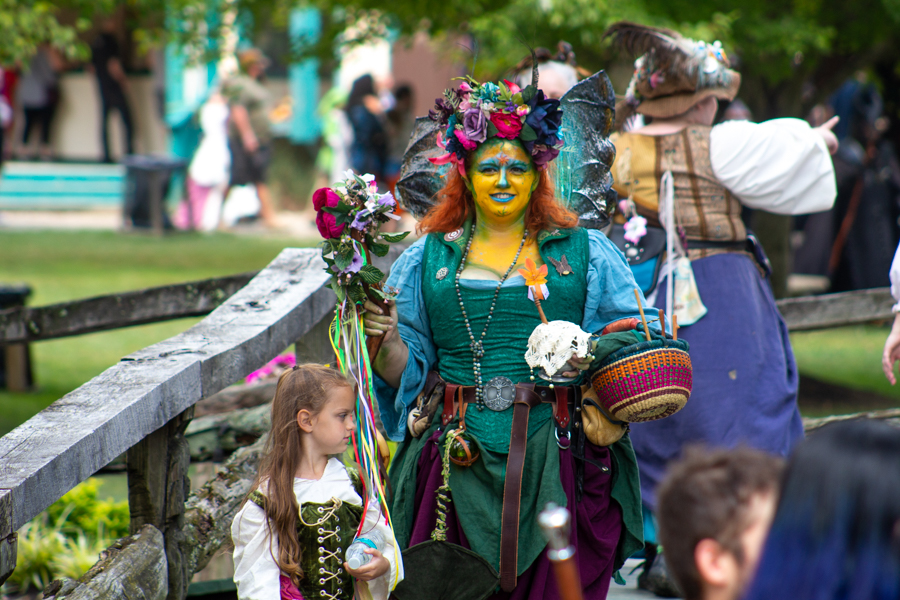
[249,470,365,600]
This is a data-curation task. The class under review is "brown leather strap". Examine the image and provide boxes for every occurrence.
[459,392,469,431]
[500,385,542,591]
[553,386,571,428]
[442,383,459,426]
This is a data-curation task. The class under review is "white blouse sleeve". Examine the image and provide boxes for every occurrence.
[709,118,837,215]
[890,243,900,312]
[231,500,282,600]
[355,498,404,600]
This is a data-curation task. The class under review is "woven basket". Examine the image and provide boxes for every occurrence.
[590,339,692,423]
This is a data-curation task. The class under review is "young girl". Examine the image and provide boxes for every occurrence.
[232,364,401,600]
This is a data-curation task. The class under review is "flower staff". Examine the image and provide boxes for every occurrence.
[313,171,409,578]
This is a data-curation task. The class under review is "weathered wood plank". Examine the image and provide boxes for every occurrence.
[0,272,256,345]
[778,287,893,331]
[43,525,167,600]
[0,249,334,537]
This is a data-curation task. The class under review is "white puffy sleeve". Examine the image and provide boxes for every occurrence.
[231,499,281,600]
[709,118,837,215]
[891,243,900,312]
[355,499,404,600]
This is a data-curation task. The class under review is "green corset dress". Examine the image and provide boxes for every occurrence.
[249,472,364,600]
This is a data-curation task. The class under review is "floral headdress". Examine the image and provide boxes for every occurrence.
[427,72,565,177]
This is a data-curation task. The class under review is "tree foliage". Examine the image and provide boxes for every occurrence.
[3,0,899,119]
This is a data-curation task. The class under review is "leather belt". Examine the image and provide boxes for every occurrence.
[441,383,572,429]
[439,378,576,591]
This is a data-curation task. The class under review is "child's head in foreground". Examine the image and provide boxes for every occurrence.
[656,446,784,600]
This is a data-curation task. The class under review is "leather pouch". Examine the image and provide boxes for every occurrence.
[580,385,628,447]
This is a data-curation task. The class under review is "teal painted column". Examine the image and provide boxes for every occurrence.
[288,8,322,144]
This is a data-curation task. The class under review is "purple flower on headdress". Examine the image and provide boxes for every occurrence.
[531,144,560,169]
[461,107,488,143]
[428,97,454,124]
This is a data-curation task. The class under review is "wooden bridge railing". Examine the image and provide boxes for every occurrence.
[0,245,896,598]
[0,248,337,597]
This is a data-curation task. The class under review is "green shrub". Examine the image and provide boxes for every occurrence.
[1,478,129,595]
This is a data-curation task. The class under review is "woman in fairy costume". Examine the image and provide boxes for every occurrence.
[363,73,655,599]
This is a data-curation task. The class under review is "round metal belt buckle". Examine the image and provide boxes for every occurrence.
[483,376,516,411]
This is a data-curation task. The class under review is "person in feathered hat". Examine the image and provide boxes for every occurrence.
[603,21,839,595]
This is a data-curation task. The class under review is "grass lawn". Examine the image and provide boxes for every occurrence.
[792,324,900,412]
[1,229,897,436]
[0,230,316,436]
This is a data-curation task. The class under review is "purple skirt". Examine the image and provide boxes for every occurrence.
[632,253,804,508]
[408,430,622,599]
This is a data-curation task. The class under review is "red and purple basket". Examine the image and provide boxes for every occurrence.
[590,338,692,423]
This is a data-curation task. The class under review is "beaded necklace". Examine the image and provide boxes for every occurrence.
[454,227,529,408]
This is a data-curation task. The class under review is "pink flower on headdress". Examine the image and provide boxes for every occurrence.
[490,112,523,139]
[459,82,473,93]
[516,105,530,117]
[454,129,477,151]
[429,131,467,179]
[504,79,521,94]
[649,71,665,89]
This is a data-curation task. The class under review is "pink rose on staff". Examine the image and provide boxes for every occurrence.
[490,112,523,139]
[312,187,346,239]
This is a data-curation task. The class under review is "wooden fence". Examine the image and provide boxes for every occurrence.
[0,246,897,598]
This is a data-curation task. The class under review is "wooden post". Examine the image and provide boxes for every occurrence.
[0,489,14,586]
[295,313,337,366]
[127,407,194,600]
[3,342,32,391]
[149,170,165,237]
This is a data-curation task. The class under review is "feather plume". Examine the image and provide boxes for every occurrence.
[604,21,686,57]
[605,21,702,81]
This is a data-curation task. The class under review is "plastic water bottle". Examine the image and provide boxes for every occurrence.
[345,530,384,570]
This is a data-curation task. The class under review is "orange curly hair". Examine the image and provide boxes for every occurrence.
[417,163,578,239]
